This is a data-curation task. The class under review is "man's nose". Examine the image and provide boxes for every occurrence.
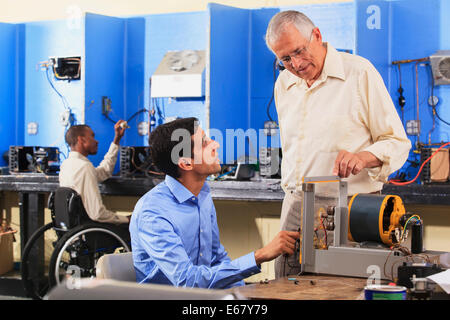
[290,55,304,69]
[210,140,220,150]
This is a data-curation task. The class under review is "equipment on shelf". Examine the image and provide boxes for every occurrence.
[119,146,162,177]
[9,146,60,174]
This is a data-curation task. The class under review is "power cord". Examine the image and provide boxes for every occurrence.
[389,142,450,185]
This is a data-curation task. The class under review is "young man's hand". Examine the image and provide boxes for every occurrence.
[254,230,300,265]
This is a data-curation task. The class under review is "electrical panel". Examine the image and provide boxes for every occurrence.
[406,120,421,136]
[50,56,81,81]
[9,146,60,174]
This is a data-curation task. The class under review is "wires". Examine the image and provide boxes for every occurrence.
[426,63,437,143]
[320,218,328,249]
[266,58,278,122]
[390,58,450,183]
[434,107,450,126]
[415,62,421,144]
[45,67,70,111]
[396,64,405,125]
[383,243,433,282]
[104,112,117,124]
[391,56,428,147]
[41,62,74,159]
[152,98,165,123]
[127,108,149,123]
[129,147,164,177]
[427,63,450,127]
[127,90,149,125]
[400,214,421,242]
[313,218,328,249]
[389,142,450,185]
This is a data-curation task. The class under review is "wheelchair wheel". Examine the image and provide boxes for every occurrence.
[21,222,59,300]
[48,224,130,288]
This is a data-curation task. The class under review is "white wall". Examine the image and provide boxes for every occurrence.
[0,0,351,23]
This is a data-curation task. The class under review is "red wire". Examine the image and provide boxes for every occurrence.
[320,218,328,248]
[389,142,450,185]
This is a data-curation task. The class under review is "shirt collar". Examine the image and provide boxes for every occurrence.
[284,43,346,90]
[165,174,210,204]
[68,151,88,161]
[321,43,346,81]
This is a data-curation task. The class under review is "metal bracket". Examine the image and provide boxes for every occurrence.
[300,176,347,273]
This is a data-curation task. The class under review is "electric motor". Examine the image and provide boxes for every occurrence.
[348,194,406,246]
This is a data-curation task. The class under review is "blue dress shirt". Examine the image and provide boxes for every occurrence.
[129,175,260,289]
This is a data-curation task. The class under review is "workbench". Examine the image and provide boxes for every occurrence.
[232,275,369,300]
[0,175,285,254]
[0,173,449,255]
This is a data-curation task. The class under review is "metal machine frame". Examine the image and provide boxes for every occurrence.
[300,176,436,280]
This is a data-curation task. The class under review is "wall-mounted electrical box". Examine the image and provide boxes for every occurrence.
[50,56,81,81]
[151,50,205,97]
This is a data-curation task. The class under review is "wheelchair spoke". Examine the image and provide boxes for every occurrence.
[21,222,57,300]
[49,226,130,288]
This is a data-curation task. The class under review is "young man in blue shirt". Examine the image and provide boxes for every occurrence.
[129,118,299,289]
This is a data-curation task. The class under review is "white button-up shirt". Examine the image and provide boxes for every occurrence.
[59,143,129,224]
[274,44,411,196]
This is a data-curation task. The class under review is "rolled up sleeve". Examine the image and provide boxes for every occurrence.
[359,63,411,182]
[95,143,119,182]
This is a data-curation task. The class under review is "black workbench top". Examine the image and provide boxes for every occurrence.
[0,174,285,202]
[0,174,449,205]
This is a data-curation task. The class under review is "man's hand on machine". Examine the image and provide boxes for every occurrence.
[332,150,382,178]
[254,230,300,265]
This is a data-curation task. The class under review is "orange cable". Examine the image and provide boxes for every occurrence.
[389,142,450,185]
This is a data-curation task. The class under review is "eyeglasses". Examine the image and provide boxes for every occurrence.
[277,33,313,68]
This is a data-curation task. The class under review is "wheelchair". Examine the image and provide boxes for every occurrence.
[20,187,131,299]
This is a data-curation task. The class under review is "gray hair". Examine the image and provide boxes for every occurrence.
[265,10,316,51]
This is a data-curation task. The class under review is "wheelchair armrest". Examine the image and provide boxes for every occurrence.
[68,193,78,216]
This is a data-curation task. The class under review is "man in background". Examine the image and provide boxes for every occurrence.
[59,120,130,225]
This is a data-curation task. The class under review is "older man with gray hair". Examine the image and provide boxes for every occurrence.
[265,10,411,277]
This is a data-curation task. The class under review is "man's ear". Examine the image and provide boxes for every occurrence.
[77,135,84,147]
[178,157,193,171]
[312,27,322,42]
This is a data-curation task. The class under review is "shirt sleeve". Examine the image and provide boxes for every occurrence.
[79,163,129,225]
[209,205,260,288]
[358,62,411,182]
[95,143,119,182]
[137,212,260,289]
